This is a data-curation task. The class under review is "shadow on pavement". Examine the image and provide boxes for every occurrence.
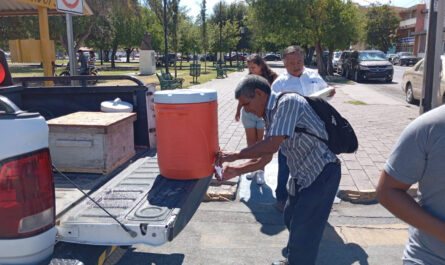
[116,249,185,265]
[317,223,369,265]
[240,179,286,236]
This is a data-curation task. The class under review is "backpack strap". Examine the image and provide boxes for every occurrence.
[273,91,328,143]
[294,127,328,145]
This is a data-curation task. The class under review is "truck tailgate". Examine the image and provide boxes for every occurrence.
[57,154,212,246]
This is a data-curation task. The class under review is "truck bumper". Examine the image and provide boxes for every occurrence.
[0,226,56,265]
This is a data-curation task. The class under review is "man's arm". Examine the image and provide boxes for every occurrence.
[219,155,273,182]
[235,101,242,122]
[377,170,445,243]
[216,135,285,165]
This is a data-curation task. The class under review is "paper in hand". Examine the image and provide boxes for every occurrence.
[310,86,334,100]
[214,165,223,180]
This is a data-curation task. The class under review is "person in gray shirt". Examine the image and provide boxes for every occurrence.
[377,105,445,265]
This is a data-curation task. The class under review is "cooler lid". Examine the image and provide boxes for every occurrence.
[154,89,217,104]
[101,98,133,113]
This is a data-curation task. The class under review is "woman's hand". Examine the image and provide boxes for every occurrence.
[235,110,241,122]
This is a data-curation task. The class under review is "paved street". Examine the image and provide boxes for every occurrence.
[113,62,415,265]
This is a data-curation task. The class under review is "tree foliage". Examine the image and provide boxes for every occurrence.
[365,5,400,53]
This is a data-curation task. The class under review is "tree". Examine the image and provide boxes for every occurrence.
[365,5,400,53]
[322,0,361,75]
[201,0,208,72]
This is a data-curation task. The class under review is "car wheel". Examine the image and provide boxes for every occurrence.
[406,83,415,104]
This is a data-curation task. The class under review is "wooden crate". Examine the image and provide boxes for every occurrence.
[48,112,137,174]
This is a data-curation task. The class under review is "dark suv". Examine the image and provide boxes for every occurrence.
[344,50,394,83]
[337,51,352,76]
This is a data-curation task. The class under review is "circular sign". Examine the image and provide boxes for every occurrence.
[0,63,5,84]
[62,0,80,9]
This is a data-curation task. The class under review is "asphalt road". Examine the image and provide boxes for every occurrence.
[354,65,411,105]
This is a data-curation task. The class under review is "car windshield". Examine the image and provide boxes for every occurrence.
[359,52,386,61]
[334,52,342,59]
[399,52,413,56]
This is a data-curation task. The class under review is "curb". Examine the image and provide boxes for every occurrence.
[337,187,418,203]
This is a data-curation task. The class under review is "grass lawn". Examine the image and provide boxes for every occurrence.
[8,60,242,89]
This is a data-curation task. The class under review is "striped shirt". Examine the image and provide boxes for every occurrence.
[264,92,338,195]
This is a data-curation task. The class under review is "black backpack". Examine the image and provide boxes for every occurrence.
[275,92,358,154]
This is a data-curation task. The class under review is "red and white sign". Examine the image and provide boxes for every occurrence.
[56,0,84,15]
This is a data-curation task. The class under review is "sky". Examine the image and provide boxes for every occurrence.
[181,0,425,19]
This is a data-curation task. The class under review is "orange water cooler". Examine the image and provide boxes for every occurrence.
[154,89,218,180]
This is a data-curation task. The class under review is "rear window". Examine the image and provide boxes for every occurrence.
[359,52,386,61]
[399,52,413,56]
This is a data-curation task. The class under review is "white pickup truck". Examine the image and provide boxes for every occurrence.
[0,50,212,265]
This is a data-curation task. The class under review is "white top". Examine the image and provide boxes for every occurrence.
[154,89,217,104]
[101,98,133,113]
[271,68,327,96]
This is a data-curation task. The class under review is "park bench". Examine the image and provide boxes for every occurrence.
[216,64,227,79]
[236,61,245,72]
[156,70,184,90]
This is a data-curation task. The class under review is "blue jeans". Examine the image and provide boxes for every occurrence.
[283,162,341,265]
[276,150,290,202]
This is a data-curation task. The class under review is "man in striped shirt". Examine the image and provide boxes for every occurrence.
[216,75,341,265]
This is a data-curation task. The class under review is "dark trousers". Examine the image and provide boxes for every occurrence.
[283,162,341,265]
[276,150,290,202]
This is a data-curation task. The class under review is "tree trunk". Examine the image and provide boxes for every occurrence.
[111,46,117,69]
[125,48,133,63]
[104,50,110,62]
[204,49,207,73]
[100,48,103,65]
[327,49,334,76]
[315,41,326,78]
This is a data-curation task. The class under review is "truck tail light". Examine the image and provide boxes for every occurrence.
[0,50,12,87]
[0,149,55,238]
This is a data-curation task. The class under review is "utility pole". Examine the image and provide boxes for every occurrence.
[219,1,223,64]
[420,0,443,113]
[163,0,169,75]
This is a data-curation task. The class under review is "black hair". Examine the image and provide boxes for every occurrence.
[246,54,277,85]
[235,75,271,99]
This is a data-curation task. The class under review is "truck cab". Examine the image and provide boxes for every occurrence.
[0,50,213,264]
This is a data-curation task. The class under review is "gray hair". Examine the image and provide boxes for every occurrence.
[283,45,305,61]
[235,75,271,99]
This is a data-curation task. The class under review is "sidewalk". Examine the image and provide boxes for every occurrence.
[191,67,419,202]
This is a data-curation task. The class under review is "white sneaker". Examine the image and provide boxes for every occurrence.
[245,172,256,180]
[255,170,265,185]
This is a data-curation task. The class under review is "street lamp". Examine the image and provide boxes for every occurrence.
[219,1,223,66]
[163,0,169,74]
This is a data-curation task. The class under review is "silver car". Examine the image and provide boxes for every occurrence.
[401,55,445,104]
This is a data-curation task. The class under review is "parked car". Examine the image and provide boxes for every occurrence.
[386,53,397,63]
[156,53,176,66]
[200,53,216,62]
[344,50,393,83]
[227,54,246,61]
[401,56,445,104]
[392,52,419,66]
[332,51,342,71]
[263,54,280,61]
[337,50,352,76]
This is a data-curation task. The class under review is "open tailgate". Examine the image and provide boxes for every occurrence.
[56,155,212,246]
